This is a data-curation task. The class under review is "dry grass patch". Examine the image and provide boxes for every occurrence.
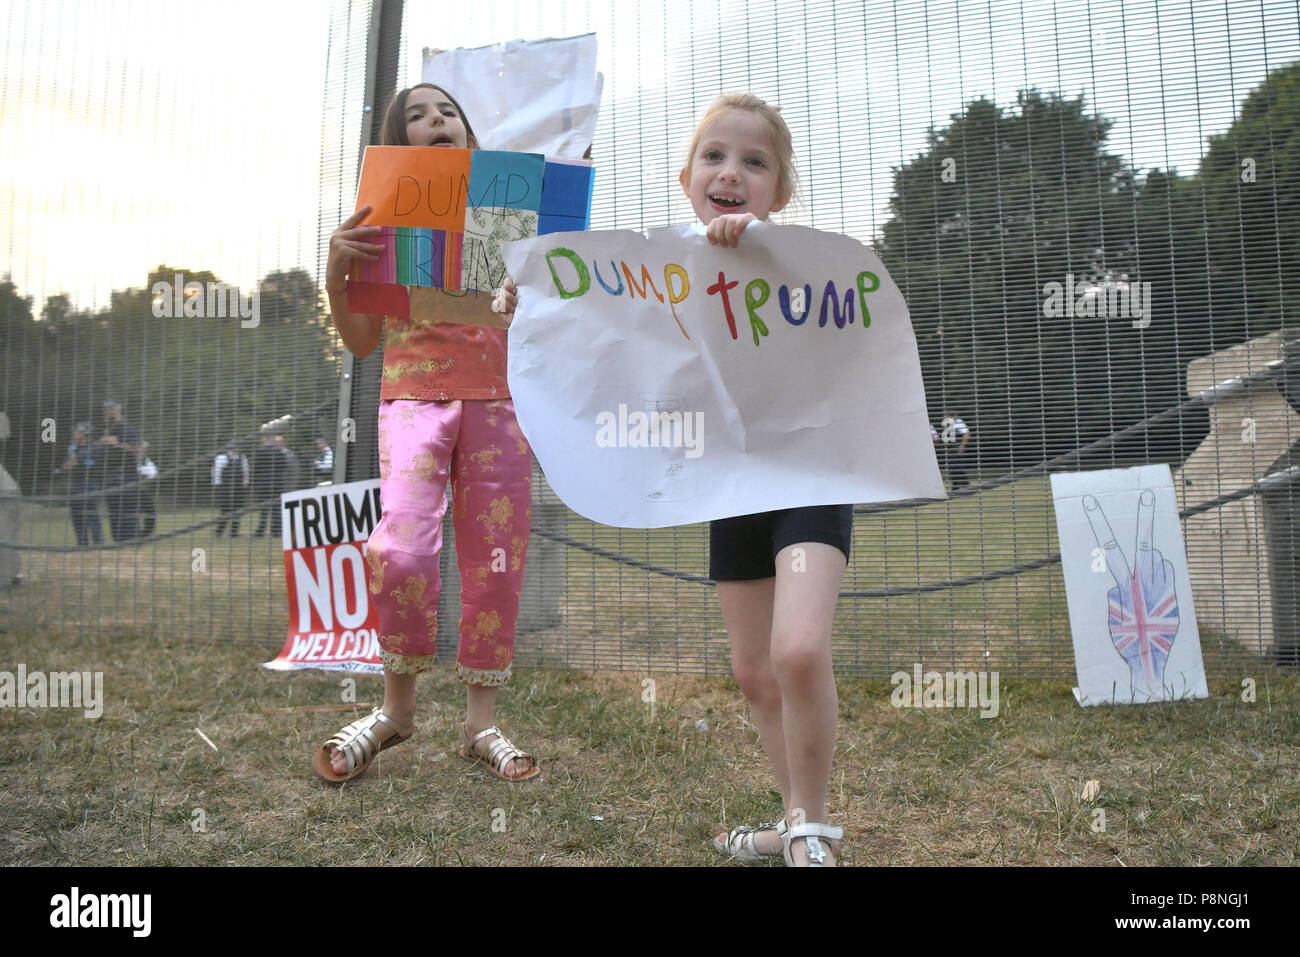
[1,627,1296,866]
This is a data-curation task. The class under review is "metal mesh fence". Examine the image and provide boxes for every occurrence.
[2,0,1297,680]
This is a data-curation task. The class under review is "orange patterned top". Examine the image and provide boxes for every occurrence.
[379,316,509,402]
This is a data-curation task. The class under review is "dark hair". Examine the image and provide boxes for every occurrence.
[381,83,478,148]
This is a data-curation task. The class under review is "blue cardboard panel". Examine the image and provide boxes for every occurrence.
[542,160,594,225]
[467,150,545,213]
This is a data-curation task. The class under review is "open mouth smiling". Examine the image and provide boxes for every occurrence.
[710,193,744,208]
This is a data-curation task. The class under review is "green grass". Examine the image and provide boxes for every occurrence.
[2,627,1296,866]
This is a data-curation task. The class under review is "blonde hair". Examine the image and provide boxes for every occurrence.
[683,92,799,208]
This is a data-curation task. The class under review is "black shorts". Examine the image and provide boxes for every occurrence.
[709,505,854,581]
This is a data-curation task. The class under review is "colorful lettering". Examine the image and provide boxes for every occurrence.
[707,271,741,340]
[819,280,855,329]
[621,262,665,303]
[664,263,691,339]
[779,283,811,325]
[744,278,771,346]
[534,251,875,348]
[546,248,590,299]
[856,270,880,328]
[594,259,625,295]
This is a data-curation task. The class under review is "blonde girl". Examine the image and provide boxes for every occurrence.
[681,93,847,866]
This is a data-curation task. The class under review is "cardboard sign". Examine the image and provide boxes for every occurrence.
[348,148,593,317]
[262,479,384,674]
[352,146,474,231]
[1050,465,1209,705]
[502,222,947,528]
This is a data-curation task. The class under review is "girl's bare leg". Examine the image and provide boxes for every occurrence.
[771,542,844,865]
[715,577,788,855]
[329,670,416,775]
[465,683,532,778]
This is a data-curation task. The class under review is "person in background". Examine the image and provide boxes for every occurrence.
[313,437,334,484]
[136,442,159,537]
[213,439,250,537]
[939,410,971,489]
[97,400,142,541]
[275,435,300,492]
[252,433,282,537]
[62,421,103,547]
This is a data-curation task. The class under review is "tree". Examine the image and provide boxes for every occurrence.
[0,275,35,353]
[0,277,39,492]
[880,90,1153,469]
[2,266,340,503]
[1198,60,1300,345]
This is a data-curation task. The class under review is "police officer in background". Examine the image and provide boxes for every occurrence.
[62,421,103,546]
[275,435,300,492]
[97,400,143,540]
[212,439,250,537]
[253,433,282,537]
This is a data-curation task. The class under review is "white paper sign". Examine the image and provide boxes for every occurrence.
[503,222,946,528]
[422,34,602,158]
[1050,465,1208,706]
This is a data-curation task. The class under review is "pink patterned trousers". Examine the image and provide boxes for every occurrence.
[365,398,532,686]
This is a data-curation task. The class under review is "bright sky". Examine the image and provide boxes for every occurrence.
[1,0,331,314]
[3,0,1296,315]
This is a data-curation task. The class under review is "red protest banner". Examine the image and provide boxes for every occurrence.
[263,479,384,674]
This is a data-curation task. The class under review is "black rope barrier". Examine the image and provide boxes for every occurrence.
[3,365,1295,601]
[855,353,1298,514]
[545,465,1297,599]
[0,496,289,552]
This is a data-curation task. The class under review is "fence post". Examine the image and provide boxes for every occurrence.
[337,0,403,487]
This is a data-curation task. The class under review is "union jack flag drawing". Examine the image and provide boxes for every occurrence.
[1108,568,1180,686]
[1084,489,1181,688]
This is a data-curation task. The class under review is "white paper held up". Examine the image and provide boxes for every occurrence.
[503,222,946,528]
[422,34,601,158]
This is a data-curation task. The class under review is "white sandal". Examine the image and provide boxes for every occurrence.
[312,708,411,785]
[459,724,541,781]
[782,822,844,867]
[712,818,789,862]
